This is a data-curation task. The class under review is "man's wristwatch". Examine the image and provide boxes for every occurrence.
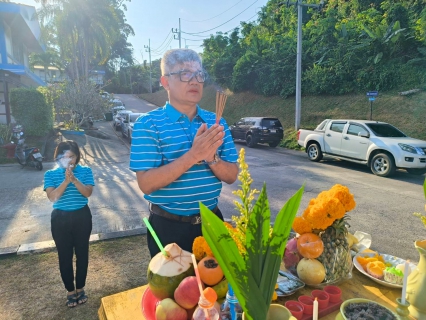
[205,154,220,166]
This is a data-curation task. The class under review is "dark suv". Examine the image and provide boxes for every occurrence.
[229,117,284,148]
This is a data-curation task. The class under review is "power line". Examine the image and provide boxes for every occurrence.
[182,0,259,35]
[151,36,174,55]
[181,13,260,42]
[151,30,172,52]
[181,0,245,23]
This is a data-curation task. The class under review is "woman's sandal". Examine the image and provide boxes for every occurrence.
[66,292,78,308]
[77,289,88,305]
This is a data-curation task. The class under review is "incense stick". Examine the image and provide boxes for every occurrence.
[215,90,227,124]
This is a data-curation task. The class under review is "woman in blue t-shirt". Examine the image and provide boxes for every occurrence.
[44,141,95,308]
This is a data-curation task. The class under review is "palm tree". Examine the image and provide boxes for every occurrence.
[29,50,63,82]
[35,0,123,82]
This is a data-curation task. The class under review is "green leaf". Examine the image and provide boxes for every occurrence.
[200,184,304,320]
[200,204,267,320]
[362,24,376,39]
[374,52,383,64]
[246,183,270,287]
[423,178,426,200]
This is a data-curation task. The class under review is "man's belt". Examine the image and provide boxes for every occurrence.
[149,203,218,225]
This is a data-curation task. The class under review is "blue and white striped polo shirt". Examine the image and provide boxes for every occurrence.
[43,164,95,211]
[129,102,238,215]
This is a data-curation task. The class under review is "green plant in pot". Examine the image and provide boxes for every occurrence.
[200,148,304,320]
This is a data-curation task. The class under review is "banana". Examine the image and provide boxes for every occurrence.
[347,232,359,248]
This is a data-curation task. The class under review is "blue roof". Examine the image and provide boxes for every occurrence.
[0,2,44,52]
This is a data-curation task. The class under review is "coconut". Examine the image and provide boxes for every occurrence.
[147,243,195,300]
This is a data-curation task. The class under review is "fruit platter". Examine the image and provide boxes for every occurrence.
[353,251,417,289]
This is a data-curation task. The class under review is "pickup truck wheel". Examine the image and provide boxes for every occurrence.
[307,143,323,162]
[246,134,256,148]
[370,153,396,177]
[268,141,280,148]
[406,168,426,175]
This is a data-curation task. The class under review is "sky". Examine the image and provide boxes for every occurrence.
[15,0,270,63]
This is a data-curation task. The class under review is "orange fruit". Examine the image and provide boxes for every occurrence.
[297,233,324,259]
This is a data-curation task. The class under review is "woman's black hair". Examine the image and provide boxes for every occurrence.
[54,140,81,165]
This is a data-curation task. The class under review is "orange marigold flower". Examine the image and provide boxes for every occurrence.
[303,198,340,230]
[324,197,346,220]
[192,236,206,261]
[292,216,312,234]
[203,241,214,257]
[329,184,356,211]
[224,222,234,230]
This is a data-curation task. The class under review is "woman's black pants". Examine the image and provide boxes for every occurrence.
[51,205,92,292]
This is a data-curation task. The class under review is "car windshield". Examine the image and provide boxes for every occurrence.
[366,123,406,137]
[261,119,282,128]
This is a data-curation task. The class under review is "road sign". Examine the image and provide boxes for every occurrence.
[367,91,379,97]
[369,97,375,101]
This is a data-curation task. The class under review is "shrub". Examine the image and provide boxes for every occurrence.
[282,128,304,150]
[0,123,13,145]
[10,88,53,136]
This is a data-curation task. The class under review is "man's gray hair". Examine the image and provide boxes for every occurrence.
[161,49,202,75]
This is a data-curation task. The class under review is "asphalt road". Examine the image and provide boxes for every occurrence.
[1,94,424,263]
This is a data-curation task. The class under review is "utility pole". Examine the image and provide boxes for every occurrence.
[144,39,152,93]
[279,0,323,130]
[172,19,181,48]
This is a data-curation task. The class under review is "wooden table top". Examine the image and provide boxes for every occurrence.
[98,268,407,320]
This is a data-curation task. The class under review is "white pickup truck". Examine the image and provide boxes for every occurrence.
[297,119,426,177]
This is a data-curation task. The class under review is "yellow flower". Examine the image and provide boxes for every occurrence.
[414,212,426,228]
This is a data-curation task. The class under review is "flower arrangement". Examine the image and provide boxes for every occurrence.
[292,184,356,234]
[199,148,304,320]
[290,184,356,285]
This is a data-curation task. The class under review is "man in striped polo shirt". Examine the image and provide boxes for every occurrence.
[130,49,239,257]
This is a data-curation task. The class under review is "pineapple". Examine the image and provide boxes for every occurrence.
[317,218,352,283]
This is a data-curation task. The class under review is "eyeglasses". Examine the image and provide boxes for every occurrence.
[166,70,206,83]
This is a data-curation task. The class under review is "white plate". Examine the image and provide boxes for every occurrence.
[353,252,416,288]
[33,153,42,159]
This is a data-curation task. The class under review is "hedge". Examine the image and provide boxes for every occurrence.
[10,88,54,136]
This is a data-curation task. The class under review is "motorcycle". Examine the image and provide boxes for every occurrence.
[12,125,43,170]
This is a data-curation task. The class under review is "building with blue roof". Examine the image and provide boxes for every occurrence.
[0,1,46,124]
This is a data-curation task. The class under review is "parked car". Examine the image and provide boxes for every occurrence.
[229,117,284,148]
[297,119,426,177]
[121,113,144,142]
[113,110,132,131]
[100,91,110,99]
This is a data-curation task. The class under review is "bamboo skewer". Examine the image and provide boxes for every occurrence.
[215,90,227,124]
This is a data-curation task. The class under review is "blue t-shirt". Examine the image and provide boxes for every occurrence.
[44,164,95,211]
[129,102,238,215]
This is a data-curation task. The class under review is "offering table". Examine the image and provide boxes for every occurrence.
[98,269,409,320]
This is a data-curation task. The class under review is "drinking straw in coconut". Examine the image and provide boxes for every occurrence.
[401,260,409,304]
[191,254,210,320]
[215,90,227,124]
[313,297,318,320]
[143,218,168,257]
